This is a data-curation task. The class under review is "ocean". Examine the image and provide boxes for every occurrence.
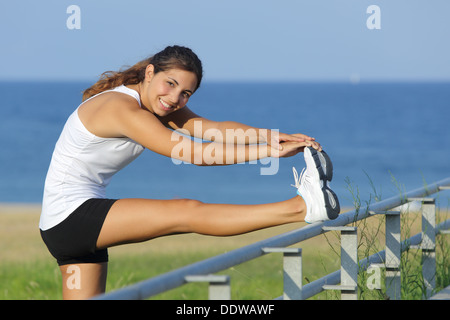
[0,81,449,208]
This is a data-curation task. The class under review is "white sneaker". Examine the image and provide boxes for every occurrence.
[292,147,340,223]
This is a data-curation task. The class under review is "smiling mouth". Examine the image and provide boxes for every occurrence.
[159,98,176,111]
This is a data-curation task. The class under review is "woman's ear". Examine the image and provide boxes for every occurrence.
[145,64,155,82]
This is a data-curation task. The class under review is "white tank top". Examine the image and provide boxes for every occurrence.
[39,85,145,230]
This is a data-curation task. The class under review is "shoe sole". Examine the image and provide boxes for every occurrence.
[308,147,333,181]
[304,186,340,223]
[323,186,340,220]
[306,147,340,220]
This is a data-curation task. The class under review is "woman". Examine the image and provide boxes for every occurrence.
[39,45,340,299]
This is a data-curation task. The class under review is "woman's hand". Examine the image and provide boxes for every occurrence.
[266,131,322,152]
[269,140,316,158]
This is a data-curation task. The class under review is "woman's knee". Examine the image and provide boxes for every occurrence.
[176,198,204,209]
[170,199,207,232]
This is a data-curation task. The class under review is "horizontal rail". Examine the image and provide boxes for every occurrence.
[95,177,450,300]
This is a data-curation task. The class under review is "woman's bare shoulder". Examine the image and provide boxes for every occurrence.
[78,91,144,138]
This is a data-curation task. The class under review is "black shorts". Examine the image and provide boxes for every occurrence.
[40,198,117,266]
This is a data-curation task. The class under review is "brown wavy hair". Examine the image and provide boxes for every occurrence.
[82,45,203,101]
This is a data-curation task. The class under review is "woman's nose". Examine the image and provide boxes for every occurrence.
[168,92,180,105]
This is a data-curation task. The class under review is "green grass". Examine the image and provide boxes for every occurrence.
[0,234,340,300]
[0,208,341,300]
[109,253,288,300]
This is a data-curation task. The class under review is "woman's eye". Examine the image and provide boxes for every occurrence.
[167,81,174,87]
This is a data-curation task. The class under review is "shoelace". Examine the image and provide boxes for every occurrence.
[291,167,308,189]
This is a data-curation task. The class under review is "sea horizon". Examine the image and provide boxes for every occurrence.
[1,80,449,208]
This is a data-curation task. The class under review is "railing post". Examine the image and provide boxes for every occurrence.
[385,211,401,300]
[421,198,436,299]
[407,197,436,298]
[322,226,358,300]
[185,275,231,300]
[262,247,303,300]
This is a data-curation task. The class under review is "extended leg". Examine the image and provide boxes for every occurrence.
[60,196,305,300]
[96,196,306,249]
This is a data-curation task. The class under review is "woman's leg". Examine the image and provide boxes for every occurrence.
[59,262,107,300]
[61,195,305,299]
[96,196,306,249]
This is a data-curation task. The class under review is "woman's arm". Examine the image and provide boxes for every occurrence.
[104,99,307,166]
[158,106,322,151]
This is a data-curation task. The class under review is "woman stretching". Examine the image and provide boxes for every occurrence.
[39,45,340,299]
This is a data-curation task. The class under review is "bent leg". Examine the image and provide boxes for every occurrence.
[96,196,306,249]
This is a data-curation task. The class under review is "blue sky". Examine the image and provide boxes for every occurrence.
[1,0,449,82]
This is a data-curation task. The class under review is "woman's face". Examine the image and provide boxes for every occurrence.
[142,64,198,116]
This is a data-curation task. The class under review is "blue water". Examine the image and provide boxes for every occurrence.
[1,81,449,207]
